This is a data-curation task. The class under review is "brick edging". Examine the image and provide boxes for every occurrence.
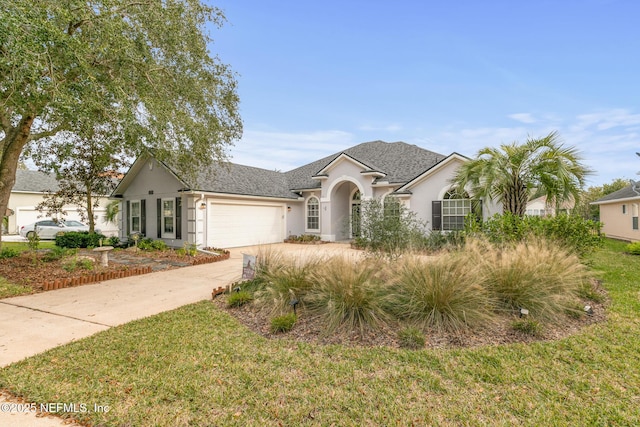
[41,251,231,291]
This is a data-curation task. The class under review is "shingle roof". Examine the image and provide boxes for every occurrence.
[593,184,640,203]
[188,163,299,199]
[13,170,59,193]
[285,140,446,190]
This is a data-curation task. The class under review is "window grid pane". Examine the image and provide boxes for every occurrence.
[307,198,319,230]
[442,199,471,231]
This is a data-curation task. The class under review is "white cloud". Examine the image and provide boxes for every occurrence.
[508,113,537,124]
[225,109,640,186]
[575,109,640,131]
[228,129,355,171]
[357,123,403,132]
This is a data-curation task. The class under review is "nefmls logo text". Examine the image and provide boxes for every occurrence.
[41,403,88,413]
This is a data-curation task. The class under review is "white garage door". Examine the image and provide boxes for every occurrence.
[207,202,284,248]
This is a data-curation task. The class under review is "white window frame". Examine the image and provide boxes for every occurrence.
[130,200,141,233]
[306,196,320,232]
[442,190,472,231]
[162,198,175,239]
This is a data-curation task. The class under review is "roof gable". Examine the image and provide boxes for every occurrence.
[395,153,469,193]
[111,154,189,197]
[285,140,447,190]
[313,152,386,178]
[592,184,640,204]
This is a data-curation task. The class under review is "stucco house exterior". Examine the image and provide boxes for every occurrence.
[525,195,574,217]
[111,140,502,248]
[7,170,119,236]
[592,184,640,241]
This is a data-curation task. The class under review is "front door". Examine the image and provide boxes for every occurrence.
[350,190,361,238]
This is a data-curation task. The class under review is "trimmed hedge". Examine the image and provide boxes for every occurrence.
[55,231,107,248]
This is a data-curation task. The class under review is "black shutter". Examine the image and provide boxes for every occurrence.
[125,201,130,236]
[175,197,182,240]
[140,199,146,236]
[472,199,483,222]
[157,198,162,238]
[432,201,442,231]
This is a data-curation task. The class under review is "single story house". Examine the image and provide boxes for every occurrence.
[111,140,502,248]
[592,183,640,241]
[525,195,574,217]
[7,170,119,236]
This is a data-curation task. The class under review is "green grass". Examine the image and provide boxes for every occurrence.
[0,239,639,426]
[0,276,32,298]
[1,241,56,251]
[0,241,60,298]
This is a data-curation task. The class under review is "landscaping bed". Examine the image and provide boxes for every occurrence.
[214,277,607,350]
[0,247,230,294]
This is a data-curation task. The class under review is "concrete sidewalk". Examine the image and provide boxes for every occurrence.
[0,242,356,426]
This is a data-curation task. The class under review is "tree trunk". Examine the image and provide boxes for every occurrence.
[0,115,35,247]
[86,190,95,233]
[503,181,528,217]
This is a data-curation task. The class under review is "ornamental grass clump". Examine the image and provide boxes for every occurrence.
[227,290,253,308]
[254,252,323,315]
[305,256,392,335]
[389,255,496,332]
[270,313,297,333]
[469,238,587,322]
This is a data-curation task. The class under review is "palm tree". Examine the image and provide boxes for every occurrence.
[452,131,591,216]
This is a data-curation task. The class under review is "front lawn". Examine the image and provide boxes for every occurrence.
[0,239,638,426]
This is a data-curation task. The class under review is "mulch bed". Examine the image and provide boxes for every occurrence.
[213,279,608,350]
[0,247,230,293]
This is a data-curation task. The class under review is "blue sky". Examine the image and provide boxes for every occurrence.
[210,0,640,186]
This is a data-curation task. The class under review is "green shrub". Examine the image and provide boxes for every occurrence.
[55,232,107,249]
[355,197,428,257]
[469,238,588,322]
[42,246,75,262]
[287,234,320,243]
[270,313,297,333]
[62,257,94,272]
[227,291,253,308]
[305,256,391,334]
[27,231,40,251]
[512,319,543,336]
[389,255,496,332]
[397,326,426,349]
[626,241,640,255]
[467,212,603,255]
[107,236,121,247]
[137,238,168,251]
[0,247,20,259]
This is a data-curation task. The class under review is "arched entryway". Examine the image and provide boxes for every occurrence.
[326,179,364,241]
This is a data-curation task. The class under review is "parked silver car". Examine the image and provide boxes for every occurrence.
[19,219,99,240]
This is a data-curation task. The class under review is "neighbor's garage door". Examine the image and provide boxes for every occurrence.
[207,202,284,248]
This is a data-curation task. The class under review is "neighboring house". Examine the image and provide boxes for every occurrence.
[112,140,501,248]
[592,184,640,241]
[6,170,119,236]
[525,195,574,217]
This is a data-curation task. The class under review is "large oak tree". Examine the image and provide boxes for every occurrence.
[0,0,242,243]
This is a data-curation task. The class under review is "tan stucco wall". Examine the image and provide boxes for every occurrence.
[599,200,640,241]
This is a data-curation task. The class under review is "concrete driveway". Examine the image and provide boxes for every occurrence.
[0,242,358,426]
